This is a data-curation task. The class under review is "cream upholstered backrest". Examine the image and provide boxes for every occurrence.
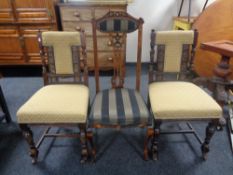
[42,31,81,74]
[155,30,194,73]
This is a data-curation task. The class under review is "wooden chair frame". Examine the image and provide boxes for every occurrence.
[148,29,219,160]
[19,30,89,164]
[87,11,153,161]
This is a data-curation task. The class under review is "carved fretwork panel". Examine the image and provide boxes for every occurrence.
[108,33,126,88]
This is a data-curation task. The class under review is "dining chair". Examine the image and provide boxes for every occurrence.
[17,31,89,164]
[148,30,222,160]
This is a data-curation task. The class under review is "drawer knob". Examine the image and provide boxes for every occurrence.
[108,57,113,61]
[75,26,81,31]
[107,40,112,46]
[74,12,80,17]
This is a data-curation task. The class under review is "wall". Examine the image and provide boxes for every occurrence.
[127,0,216,62]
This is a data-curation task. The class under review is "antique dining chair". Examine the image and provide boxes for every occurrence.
[87,11,153,161]
[148,30,222,160]
[17,31,89,164]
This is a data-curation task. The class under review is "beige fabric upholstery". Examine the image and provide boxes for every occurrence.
[42,31,81,74]
[155,30,194,72]
[149,81,222,119]
[17,84,89,124]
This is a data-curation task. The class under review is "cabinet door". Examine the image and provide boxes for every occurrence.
[0,26,24,64]
[21,25,54,64]
[14,0,57,23]
[0,0,15,23]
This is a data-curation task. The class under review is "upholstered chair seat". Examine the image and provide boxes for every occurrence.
[149,81,222,120]
[89,88,150,126]
[17,84,89,124]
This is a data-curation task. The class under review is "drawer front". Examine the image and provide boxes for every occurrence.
[86,36,115,51]
[95,7,126,19]
[62,21,92,35]
[86,52,114,69]
[60,7,92,21]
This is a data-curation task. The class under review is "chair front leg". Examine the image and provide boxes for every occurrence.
[87,129,96,162]
[151,120,162,160]
[19,124,38,164]
[201,119,218,160]
[79,124,88,163]
[144,127,154,160]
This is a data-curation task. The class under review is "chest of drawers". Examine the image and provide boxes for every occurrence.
[58,2,127,70]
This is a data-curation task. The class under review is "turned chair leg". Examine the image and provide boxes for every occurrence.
[79,124,88,163]
[151,120,162,160]
[201,119,218,160]
[144,127,154,160]
[0,86,11,123]
[87,129,96,162]
[19,124,38,164]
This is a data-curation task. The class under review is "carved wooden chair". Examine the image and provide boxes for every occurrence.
[17,31,89,164]
[148,30,222,160]
[87,11,153,160]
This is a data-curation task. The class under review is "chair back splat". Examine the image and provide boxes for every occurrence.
[92,11,144,92]
[38,31,88,86]
[149,29,198,83]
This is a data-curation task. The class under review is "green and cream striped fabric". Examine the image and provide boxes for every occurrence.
[89,88,151,126]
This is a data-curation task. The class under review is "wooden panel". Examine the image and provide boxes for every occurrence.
[16,9,51,23]
[0,0,14,22]
[60,6,93,21]
[14,0,56,23]
[21,25,53,63]
[193,0,233,78]
[0,26,24,63]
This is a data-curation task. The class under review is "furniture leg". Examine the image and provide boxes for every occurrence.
[144,127,153,160]
[201,119,218,160]
[151,120,162,160]
[87,129,96,162]
[19,124,38,164]
[0,86,11,123]
[79,124,88,163]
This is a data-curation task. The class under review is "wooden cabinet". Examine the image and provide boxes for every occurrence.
[0,0,58,65]
[58,2,127,70]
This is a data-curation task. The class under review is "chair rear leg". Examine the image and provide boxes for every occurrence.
[144,127,154,160]
[87,129,96,162]
[0,86,11,123]
[151,120,162,160]
[79,124,88,163]
[19,124,38,164]
[201,119,218,160]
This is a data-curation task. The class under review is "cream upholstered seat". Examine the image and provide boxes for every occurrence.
[149,81,222,120]
[148,30,222,161]
[17,84,89,124]
[17,31,89,164]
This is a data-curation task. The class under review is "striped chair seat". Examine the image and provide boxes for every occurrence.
[89,88,151,126]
